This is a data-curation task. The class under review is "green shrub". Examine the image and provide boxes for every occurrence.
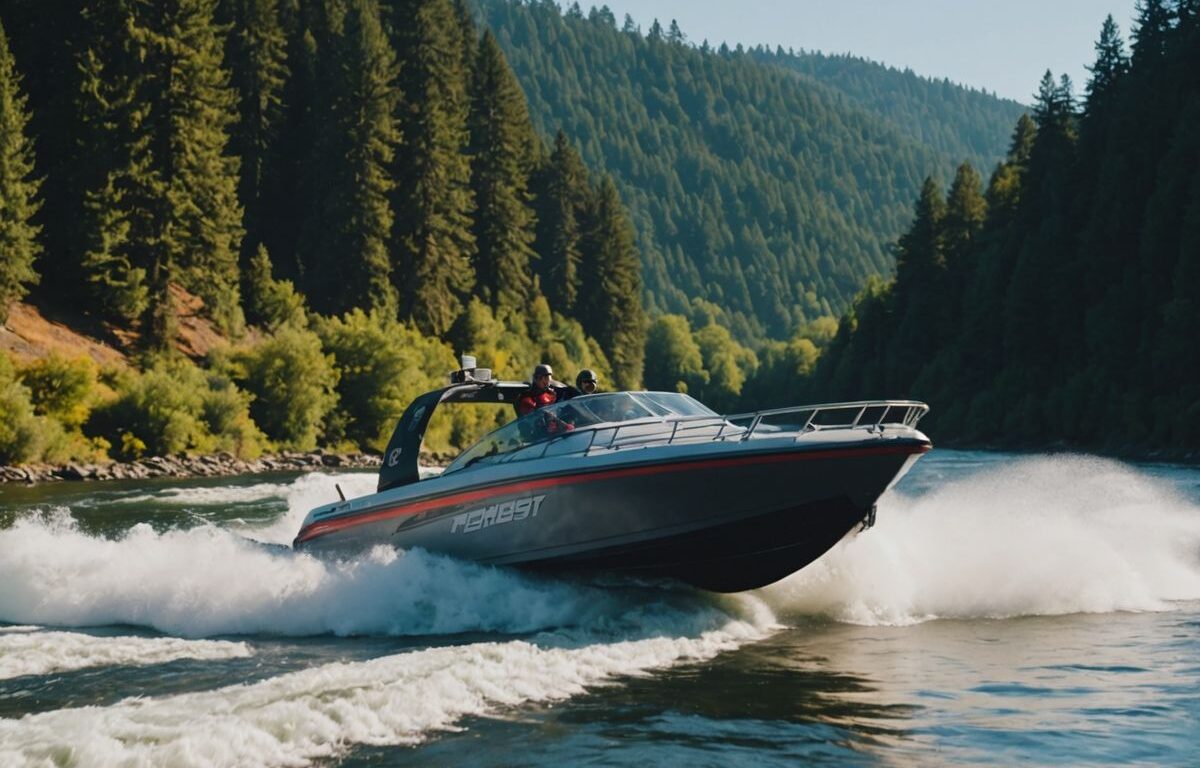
[316,310,451,451]
[18,354,98,428]
[244,244,308,331]
[0,353,76,464]
[237,327,338,451]
[87,355,265,459]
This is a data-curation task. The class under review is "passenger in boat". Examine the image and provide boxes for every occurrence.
[575,369,601,395]
[515,363,579,417]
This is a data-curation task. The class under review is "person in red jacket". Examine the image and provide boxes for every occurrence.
[515,363,576,417]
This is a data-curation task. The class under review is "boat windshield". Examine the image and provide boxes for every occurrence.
[443,391,717,474]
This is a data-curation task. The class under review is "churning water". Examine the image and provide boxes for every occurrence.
[0,451,1198,766]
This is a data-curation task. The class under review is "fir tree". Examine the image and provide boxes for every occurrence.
[941,163,986,298]
[76,0,153,329]
[533,130,587,312]
[298,0,399,316]
[885,176,945,392]
[579,177,646,389]
[218,0,289,278]
[0,1,85,305]
[77,0,245,345]
[1084,15,1129,120]
[388,0,476,336]
[1132,0,1172,65]
[0,19,41,321]
[467,30,537,315]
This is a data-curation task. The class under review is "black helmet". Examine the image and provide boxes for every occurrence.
[576,369,599,389]
[532,363,553,381]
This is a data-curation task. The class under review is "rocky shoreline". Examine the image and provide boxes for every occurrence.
[0,450,383,484]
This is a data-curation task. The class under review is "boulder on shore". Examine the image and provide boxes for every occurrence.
[0,451,382,485]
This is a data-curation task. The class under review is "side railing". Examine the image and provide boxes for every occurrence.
[479,400,928,467]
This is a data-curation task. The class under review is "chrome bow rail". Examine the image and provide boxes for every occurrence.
[462,400,929,470]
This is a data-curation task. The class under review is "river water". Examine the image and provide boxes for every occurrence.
[0,450,1198,766]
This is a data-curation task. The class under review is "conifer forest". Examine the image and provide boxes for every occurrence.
[0,0,1194,464]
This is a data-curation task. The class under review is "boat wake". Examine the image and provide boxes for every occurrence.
[2,455,1199,764]
[0,485,771,765]
[762,454,1200,625]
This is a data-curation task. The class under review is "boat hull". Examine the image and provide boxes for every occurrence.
[295,438,928,592]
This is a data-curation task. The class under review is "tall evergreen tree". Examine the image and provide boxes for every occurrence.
[0,1,85,305]
[387,0,475,336]
[1084,15,1129,121]
[77,0,245,345]
[297,0,399,316]
[1131,0,1173,65]
[217,0,289,280]
[885,176,945,392]
[941,163,986,303]
[467,30,538,315]
[533,130,587,312]
[579,177,646,388]
[258,0,319,284]
[0,19,41,321]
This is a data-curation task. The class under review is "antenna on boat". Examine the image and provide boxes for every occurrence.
[335,483,346,502]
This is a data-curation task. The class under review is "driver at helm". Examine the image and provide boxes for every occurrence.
[515,363,579,417]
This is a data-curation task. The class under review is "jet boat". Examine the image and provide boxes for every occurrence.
[293,360,931,592]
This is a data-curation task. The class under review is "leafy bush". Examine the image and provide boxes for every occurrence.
[244,244,308,331]
[18,354,98,428]
[0,353,51,464]
[643,314,706,394]
[87,355,265,459]
[236,327,338,451]
[316,310,452,451]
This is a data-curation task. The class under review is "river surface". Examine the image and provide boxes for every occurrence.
[1,450,1198,766]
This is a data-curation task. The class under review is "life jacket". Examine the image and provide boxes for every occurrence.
[516,387,557,417]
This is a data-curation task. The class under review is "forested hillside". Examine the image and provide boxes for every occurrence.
[0,0,643,465]
[478,0,1023,341]
[752,48,1025,172]
[807,2,1200,455]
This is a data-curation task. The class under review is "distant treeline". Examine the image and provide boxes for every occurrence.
[479,0,1024,342]
[807,2,1200,454]
[0,0,645,388]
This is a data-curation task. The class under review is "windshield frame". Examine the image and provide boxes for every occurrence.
[442,391,718,474]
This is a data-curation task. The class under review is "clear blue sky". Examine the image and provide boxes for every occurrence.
[598,0,1141,103]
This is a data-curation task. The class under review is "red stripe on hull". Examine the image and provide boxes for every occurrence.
[295,441,929,544]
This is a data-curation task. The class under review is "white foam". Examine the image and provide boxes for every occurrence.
[761,454,1200,625]
[0,631,251,680]
[0,507,754,639]
[112,481,299,507]
[0,606,766,767]
[248,471,379,545]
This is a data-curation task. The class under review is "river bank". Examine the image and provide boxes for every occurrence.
[0,450,383,484]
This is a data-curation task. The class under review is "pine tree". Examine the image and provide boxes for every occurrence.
[259,0,319,284]
[579,177,646,389]
[218,0,289,281]
[298,0,399,316]
[77,0,245,345]
[467,29,537,315]
[0,1,85,305]
[388,0,476,336]
[76,0,152,329]
[1084,15,1129,121]
[533,130,587,312]
[1132,0,1172,65]
[0,19,41,321]
[885,176,945,392]
[941,163,986,300]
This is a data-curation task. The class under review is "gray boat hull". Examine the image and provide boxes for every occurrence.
[295,435,929,592]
